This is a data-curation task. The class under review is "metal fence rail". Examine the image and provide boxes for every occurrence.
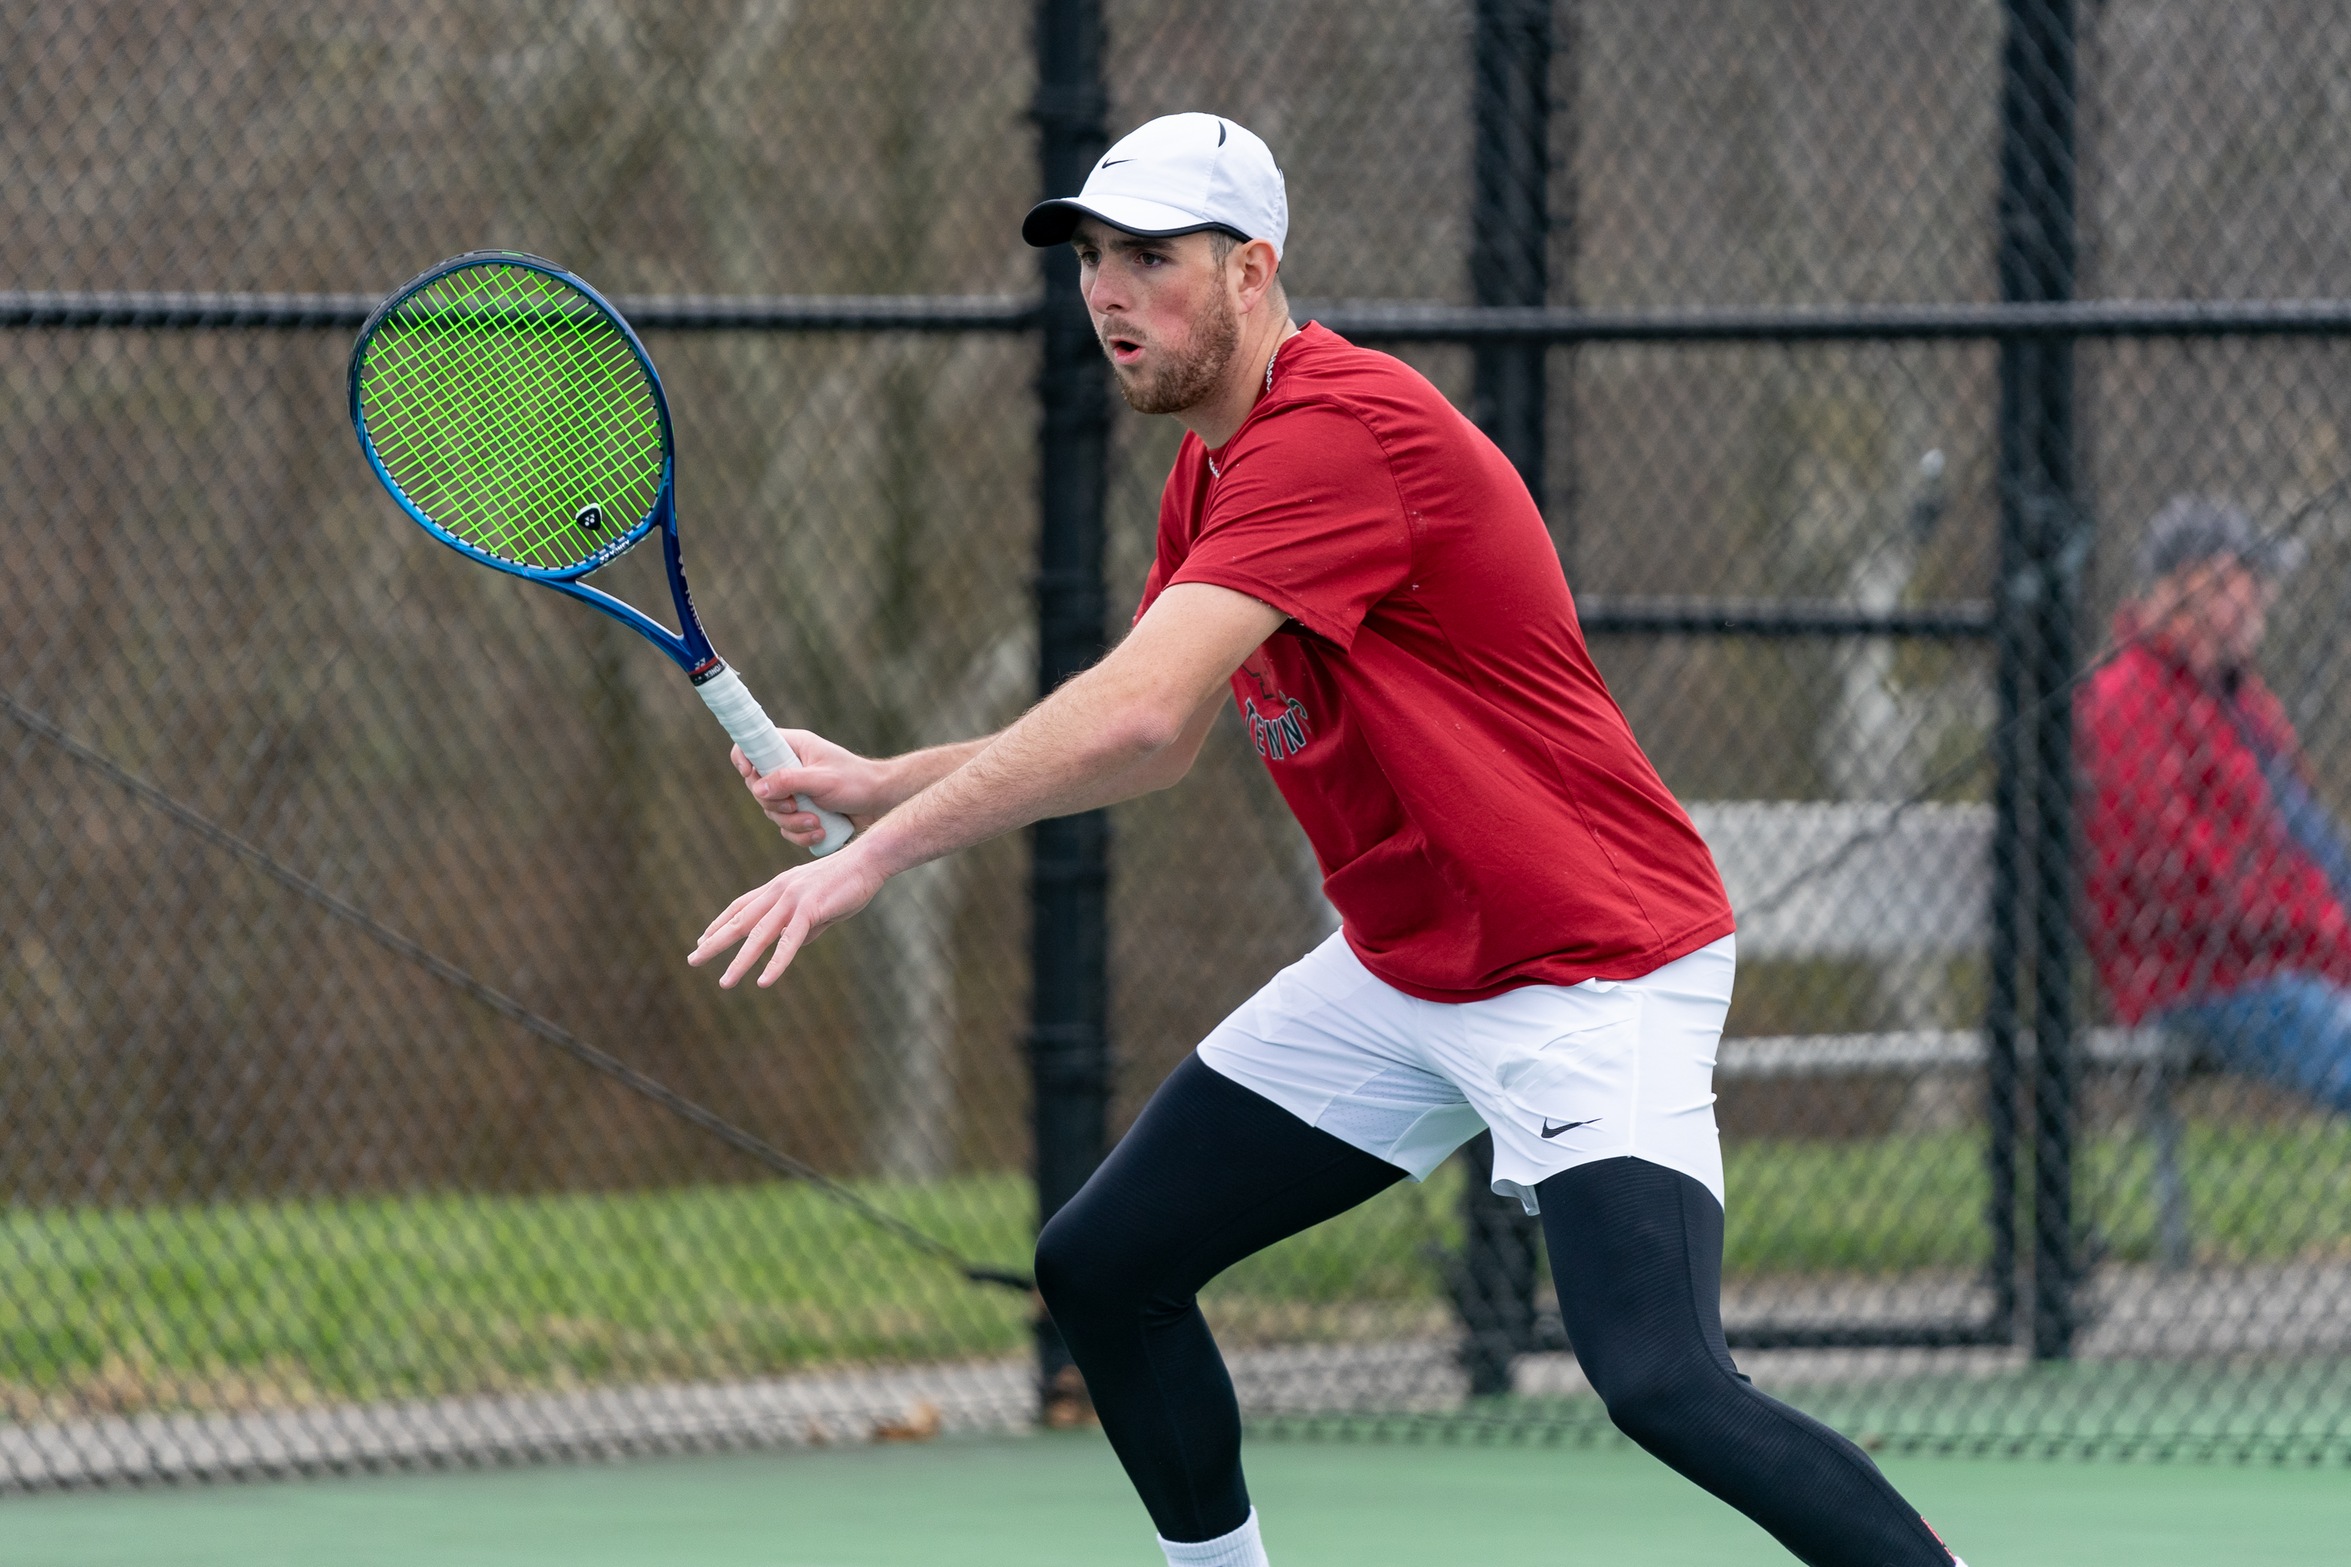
[7,0,2351,1486]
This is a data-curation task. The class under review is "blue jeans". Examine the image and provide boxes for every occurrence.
[2162,975,2351,1116]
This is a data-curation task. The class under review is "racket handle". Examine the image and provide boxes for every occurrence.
[696,665,855,857]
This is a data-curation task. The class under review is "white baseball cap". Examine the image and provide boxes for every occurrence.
[1022,112,1288,259]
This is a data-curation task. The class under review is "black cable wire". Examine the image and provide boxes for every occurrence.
[0,690,1034,1295]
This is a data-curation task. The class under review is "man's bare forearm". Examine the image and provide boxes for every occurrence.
[847,587,1276,872]
[692,585,1282,991]
[854,668,1216,880]
[874,736,998,813]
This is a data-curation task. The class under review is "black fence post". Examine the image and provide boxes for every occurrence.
[1449,1133,1543,1397]
[1030,0,1112,1420]
[1453,0,1553,1399]
[1994,0,2082,1362]
[1552,2,1582,574]
[1470,0,1553,503]
[1985,520,2027,1347]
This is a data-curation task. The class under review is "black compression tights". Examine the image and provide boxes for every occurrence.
[1035,1056,1954,1566]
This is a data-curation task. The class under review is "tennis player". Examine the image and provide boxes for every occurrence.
[691,113,1967,1567]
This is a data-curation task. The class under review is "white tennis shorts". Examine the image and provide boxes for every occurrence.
[1198,932,1736,1214]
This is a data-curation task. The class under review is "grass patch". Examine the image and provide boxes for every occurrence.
[0,1171,1453,1418]
[4,1121,2346,1418]
[1728,1120,2351,1273]
[0,1178,1035,1418]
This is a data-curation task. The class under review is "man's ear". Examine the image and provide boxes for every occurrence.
[1233,237,1282,313]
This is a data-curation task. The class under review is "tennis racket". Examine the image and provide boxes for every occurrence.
[348,251,851,855]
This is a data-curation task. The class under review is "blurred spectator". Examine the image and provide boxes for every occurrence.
[2078,495,2351,1113]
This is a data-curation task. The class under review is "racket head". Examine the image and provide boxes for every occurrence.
[349,252,674,583]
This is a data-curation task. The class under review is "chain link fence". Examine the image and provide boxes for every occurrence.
[6,0,2351,1486]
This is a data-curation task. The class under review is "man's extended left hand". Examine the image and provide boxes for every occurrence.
[688,841,887,988]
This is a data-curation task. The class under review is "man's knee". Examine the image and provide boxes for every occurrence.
[1034,1202,1104,1318]
[1035,1192,1159,1327]
[1586,1342,1730,1450]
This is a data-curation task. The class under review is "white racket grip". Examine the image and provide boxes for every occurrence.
[696,665,855,856]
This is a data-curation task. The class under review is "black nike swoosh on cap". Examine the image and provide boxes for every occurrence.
[1099,158,1133,168]
[1540,1118,1599,1139]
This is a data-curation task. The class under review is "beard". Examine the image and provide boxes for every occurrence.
[1103,293,1241,415]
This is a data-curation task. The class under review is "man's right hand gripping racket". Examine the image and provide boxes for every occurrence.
[348,251,852,855]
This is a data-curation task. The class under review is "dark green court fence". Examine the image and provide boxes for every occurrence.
[5,0,2351,1486]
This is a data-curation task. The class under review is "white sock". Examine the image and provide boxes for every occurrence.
[1158,1508,1270,1567]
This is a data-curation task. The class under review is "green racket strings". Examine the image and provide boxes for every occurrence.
[358,262,665,573]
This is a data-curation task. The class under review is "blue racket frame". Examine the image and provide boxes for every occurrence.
[349,250,724,680]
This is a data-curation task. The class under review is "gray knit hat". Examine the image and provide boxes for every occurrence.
[2134,494,2305,585]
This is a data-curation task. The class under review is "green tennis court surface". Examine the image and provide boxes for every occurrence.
[11,1433,2345,1566]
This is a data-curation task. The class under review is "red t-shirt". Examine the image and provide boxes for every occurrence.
[1136,323,1733,1002]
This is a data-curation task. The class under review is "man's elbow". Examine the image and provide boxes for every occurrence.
[1100,700,1191,762]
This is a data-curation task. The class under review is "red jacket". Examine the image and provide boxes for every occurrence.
[2077,615,2351,1022]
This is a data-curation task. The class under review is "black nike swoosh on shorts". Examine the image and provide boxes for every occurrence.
[1540,1118,1599,1139]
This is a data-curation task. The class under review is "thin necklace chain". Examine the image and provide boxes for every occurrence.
[1210,337,1288,479]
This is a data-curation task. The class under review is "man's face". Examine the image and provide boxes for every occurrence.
[1070,220,1239,416]
[2145,555,2277,677]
